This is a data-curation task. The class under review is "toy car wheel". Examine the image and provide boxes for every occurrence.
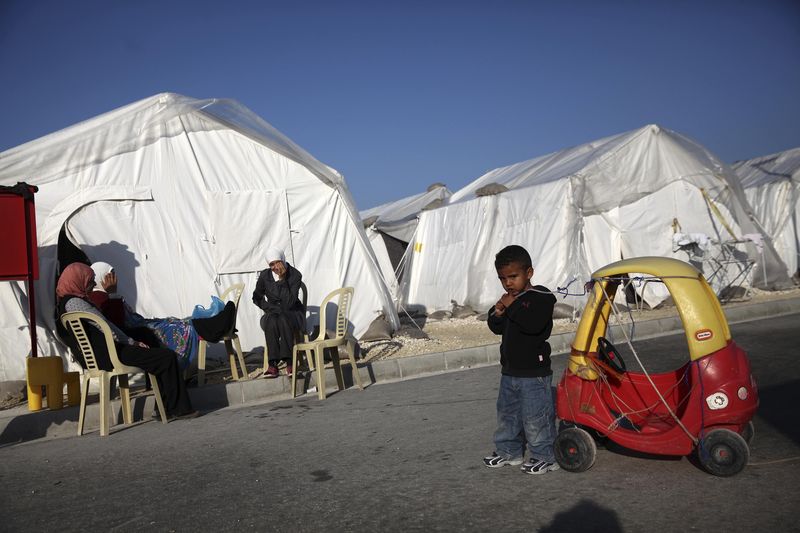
[698,428,749,477]
[554,427,597,473]
[740,421,755,445]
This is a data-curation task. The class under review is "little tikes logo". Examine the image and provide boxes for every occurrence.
[695,329,713,341]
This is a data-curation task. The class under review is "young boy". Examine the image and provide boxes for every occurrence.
[483,245,559,474]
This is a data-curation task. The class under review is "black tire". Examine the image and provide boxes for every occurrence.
[740,421,755,446]
[554,427,597,473]
[698,428,749,477]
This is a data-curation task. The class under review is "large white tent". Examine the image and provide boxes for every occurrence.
[0,93,399,382]
[733,147,800,279]
[360,184,451,300]
[402,124,790,315]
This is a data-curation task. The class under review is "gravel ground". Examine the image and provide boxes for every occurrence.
[359,286,800,361]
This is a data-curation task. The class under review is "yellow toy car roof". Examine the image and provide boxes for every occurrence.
[573,257,731,363]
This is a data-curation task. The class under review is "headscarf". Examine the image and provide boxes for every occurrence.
[265,247,285,264]
[56,263,95,299]
[90,262,114,293]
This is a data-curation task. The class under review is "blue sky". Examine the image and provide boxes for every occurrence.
[1,0,798,209]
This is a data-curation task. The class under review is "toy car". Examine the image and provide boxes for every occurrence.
[555,257,758,476]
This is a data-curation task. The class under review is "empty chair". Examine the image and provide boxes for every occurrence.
[197,283,248,386]
[61,311,169,436]
[291,287,363,399]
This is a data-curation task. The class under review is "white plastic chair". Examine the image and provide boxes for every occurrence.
[291,287,362,399]
[60,311,168,437]
[197,283,248,386]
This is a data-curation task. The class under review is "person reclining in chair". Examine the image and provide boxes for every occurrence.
[56,263,198,420]
[252,248,305,378]
[88,261,200,372]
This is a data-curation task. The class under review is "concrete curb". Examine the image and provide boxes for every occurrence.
[2,296,798,444]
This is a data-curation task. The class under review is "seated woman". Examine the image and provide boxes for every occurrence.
[88,262,199,371]
[252,248,305,378]
[56,262,198,419]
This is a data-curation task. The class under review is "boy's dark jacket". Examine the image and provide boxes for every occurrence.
[487,286,556,377]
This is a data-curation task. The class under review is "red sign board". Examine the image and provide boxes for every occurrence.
[0,186,39,281]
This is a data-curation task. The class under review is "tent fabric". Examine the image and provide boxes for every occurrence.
[733,147,800,278]
[360,185,452,303]
[402,124,791,315]
[361,184,452,242]
[0,92,399,382]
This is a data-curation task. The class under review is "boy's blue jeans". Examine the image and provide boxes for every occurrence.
[494,374,556,463]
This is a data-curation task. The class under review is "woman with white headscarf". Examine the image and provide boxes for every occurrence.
[89,261,200,371]
[252,248,305,378]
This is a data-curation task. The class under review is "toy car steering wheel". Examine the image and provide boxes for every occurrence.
[597,337,626,373]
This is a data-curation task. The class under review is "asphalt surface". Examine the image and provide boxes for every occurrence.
[0,313,798,532]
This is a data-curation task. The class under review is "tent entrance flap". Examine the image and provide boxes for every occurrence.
[209,189,291,274]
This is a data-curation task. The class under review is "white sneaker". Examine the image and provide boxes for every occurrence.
[521,460,560,475]
[483,452,523,468]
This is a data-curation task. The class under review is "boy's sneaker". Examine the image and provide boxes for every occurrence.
[483,452,523,468]
[521,460,560,475]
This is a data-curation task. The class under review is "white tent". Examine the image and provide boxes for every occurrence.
[733,147,800,279]
[360,184,451,300]
[0,93,399,382]
[402,124,790,315]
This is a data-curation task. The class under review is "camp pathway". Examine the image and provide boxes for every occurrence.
[0,313,797,532]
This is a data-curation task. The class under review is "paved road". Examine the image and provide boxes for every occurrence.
[0,314,798,532]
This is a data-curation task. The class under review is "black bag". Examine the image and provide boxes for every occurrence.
[191,301,236,343]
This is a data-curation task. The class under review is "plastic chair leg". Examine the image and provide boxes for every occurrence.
[306,344,317,372]
[197,340,207,386]
[225,339,242,380]
[148,373,168,424]
[294,333,314,371]
[78,373,90,436]
[226,349,239,381]
[100,373,112,437]
[314,346,326,400]
[346,340,363,390]
[331,347,345,392]
[291,346,299,398]
[233,336,247,380]
[118,374,132,425]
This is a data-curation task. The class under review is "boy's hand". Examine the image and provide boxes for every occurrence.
[499,292,516,308]
[494,301,506,316]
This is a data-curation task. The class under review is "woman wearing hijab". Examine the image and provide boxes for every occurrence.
[252,248,305,378]
[88,262,200,371]
[57,262,198,419]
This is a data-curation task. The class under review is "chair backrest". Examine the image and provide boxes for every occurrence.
[299,281,308,309]
[60,311,126,372]
[298,281,308,331]
[221,283,244,308]
[221,282,244,325]
[317,287,354,341]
